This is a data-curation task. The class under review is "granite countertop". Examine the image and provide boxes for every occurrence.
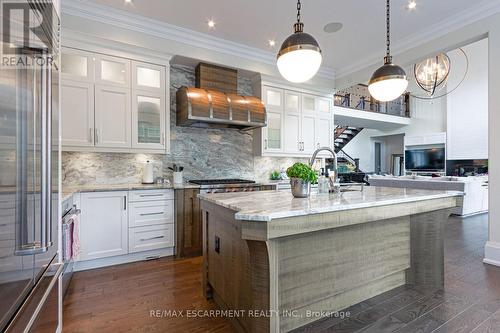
[369,175,488,184]
[199,186,463,222]
[61,183,200,202]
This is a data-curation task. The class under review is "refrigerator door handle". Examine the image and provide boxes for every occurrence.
[15,52,50,256]
[45,55,53,248]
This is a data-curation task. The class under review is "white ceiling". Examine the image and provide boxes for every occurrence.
[87,0,500,76]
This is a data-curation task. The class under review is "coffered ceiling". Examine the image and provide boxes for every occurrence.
[84,0,500,77]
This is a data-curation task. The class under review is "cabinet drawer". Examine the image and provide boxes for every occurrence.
[129,224,173,253]
[129,190,174,202]
[129,200,174,227]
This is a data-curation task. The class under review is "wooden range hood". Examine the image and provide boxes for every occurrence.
[176,86,267,130]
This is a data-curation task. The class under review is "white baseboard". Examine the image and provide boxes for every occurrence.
[484,241,500,267]
[74,247,174,271]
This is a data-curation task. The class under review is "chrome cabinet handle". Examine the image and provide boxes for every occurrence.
[161,132,165,145]
[140,212,164,216]
[264,139,268,150]
[140,235,164,242]
[124,196,127,210]
[139,194,164,197]
[95,128,99,144]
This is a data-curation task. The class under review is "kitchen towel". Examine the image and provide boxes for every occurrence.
[70,214,81,260]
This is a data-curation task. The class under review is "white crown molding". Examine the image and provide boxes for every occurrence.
[62,29,174,66]
[335,0,500,79]
[61,0,336,80]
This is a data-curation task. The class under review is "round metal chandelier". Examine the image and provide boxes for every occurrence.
[277,0,322,83]
[411,48,469,100]
[414,53,451,97]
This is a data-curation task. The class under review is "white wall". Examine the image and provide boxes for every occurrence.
[447,38,489,160]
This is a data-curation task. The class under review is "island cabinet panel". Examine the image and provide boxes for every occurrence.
[200,196,457,333]
[175,189,202,258]
[276,217,410,331]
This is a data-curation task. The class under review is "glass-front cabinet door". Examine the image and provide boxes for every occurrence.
[61,48,94,82]
[132,62,165,93]
[132,92,166,150]
[95,55,130,88]
[131,61,167,150]
[264,111,283,152]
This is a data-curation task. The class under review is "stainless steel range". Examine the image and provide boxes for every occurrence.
[189,179,265,194]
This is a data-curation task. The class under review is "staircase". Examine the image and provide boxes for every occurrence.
[334,126,363,153]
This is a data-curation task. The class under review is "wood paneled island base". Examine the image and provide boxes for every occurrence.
[199,188,461,333]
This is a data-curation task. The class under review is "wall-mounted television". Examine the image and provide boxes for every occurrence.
[405,148,445,171]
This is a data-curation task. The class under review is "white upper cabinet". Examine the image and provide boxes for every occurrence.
[61,48,94,82]
[285,91,300,112]
[284,112,301,154]
[95,85,132,148]
[132,92,166,150]
[265,87,283,109]
[132,62,165,92]
[256,86,333,157]
[263,111,283,152]
[95,55,131,88]
[316,113,333,149]
[61,80,95,147]
[60,48,169,153]
[301,113,317,154]
[131,61,167,150]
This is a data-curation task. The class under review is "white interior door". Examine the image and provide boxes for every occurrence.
[80,192,128,261]
[61,80,95,147]
[95,85,132,148]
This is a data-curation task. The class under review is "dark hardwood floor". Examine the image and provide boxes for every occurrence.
[63,214,500,333]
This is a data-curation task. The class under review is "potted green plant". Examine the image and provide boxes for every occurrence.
[286,162,318,198]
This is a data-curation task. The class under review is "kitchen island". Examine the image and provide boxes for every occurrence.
[199,187,462,333]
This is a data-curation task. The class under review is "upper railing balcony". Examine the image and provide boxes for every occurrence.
[334,84,410,118]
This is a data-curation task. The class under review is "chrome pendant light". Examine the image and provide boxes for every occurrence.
[368,0,408,102]
[277,0,322,83]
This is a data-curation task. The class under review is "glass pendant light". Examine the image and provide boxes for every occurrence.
[277,0,322,83]
[368,0,408,102]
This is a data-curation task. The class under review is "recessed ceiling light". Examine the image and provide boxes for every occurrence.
[323,22,343,34]
[124,0,132,3]
[268,39,276,47]
[207,19,216,29]
[407,1,417,10]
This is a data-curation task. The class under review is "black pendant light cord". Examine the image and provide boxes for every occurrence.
[385,0,392,64]
[297,0,301,23]
[294,0,304,33]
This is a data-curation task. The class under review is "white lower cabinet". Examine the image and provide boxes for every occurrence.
[78,189,174,268]
[129,224,174,253]
[80,191,128,261]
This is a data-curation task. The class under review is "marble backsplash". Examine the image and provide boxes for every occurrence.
[62,64,305,186]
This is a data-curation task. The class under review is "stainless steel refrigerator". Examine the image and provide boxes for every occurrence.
[0,1,61,332]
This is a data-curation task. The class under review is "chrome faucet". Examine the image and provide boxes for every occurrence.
[309,147,338,182]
